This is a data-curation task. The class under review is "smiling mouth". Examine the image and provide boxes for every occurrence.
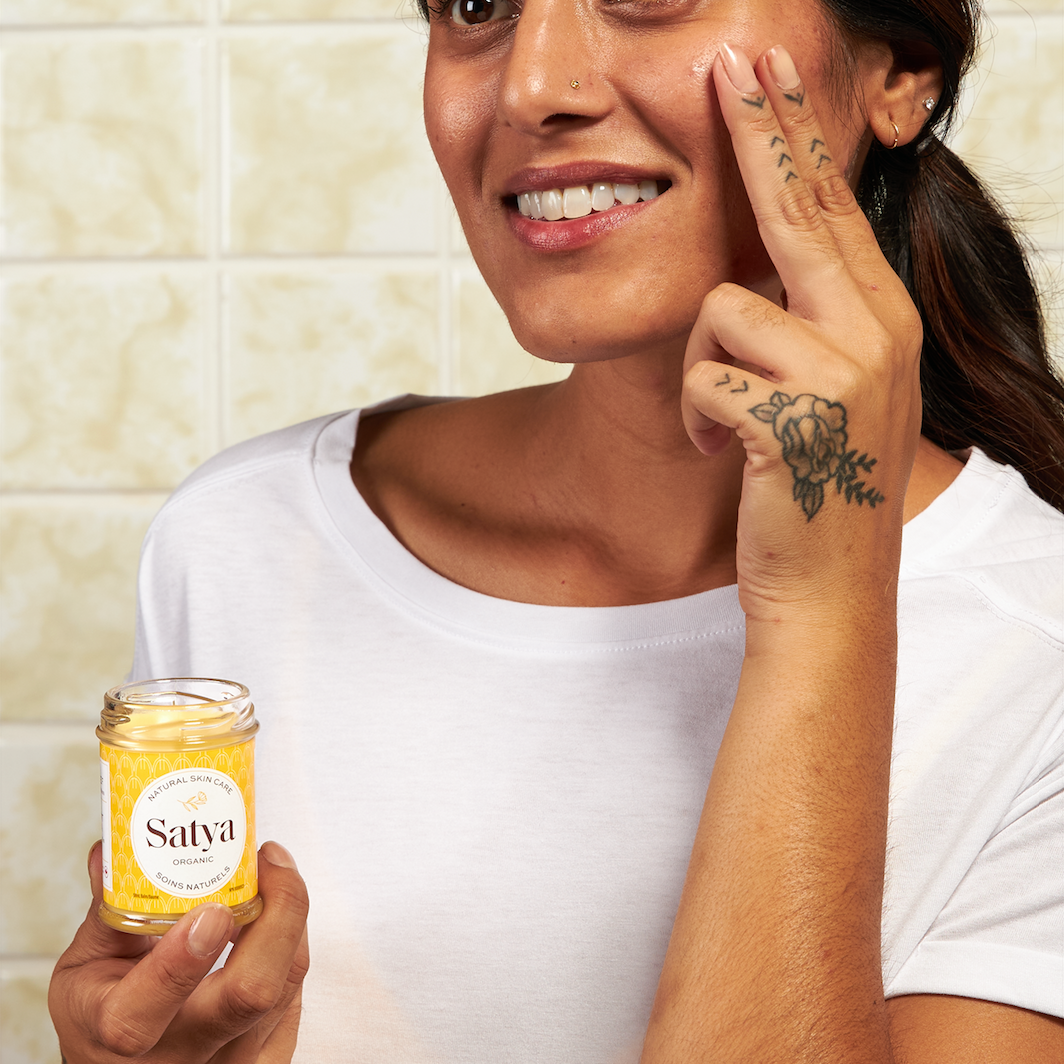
[514,180,671,221]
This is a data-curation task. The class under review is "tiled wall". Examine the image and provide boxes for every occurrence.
[1,1,1061,1060]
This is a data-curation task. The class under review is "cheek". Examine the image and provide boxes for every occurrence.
[424,56,495,201]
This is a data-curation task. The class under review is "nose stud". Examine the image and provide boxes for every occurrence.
[570,79,580,89]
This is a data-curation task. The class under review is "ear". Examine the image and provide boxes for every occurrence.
[860,41,945,149]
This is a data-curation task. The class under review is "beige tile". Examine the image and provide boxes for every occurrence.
[453,272,571,397]
[0,0,204,23]
[0,968,58,1064]
[0,498,162,722]
[226,270,439,443]
[2,39,204,258]
[1,273,207,490]
[0,731,101,955]
[952,13,1063,247]
[224,30,436,255]
[223,0,411,18]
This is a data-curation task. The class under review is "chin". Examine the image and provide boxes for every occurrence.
[506,308,693,366]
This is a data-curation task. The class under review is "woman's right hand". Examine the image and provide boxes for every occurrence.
[49,840,309,1063]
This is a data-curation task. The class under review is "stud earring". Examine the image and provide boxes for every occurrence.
[923,97,936,112]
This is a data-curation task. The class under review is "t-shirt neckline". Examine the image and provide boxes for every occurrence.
[309,398,1010,649]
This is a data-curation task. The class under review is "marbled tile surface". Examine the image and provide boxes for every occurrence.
[223,0,399,18]
[453,272,571,397]
[2,38,204,258]
[1,273,208,490]
[0,969,57,1064]
[952,12,1064,248]
[0,499,163,721]
[225,269,440,442]
[0,0,204,22]
[0,731,100,954]
[224,29,437,255]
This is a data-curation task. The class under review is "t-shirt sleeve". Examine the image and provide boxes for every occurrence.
[885,724,1064,1017]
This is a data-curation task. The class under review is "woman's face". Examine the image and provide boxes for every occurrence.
[424,0,876,365]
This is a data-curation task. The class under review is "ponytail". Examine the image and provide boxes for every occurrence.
[823,0,1064,512]
[862,134,1064,510]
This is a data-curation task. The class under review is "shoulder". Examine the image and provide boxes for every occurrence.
[900,450,1063,642]
[164,413,347,509]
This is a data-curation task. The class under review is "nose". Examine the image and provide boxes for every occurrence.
[497,0,609,135]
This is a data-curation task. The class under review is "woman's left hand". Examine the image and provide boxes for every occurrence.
[681,43,923,628]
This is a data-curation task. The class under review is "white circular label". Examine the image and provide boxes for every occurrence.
[130,767,247,899]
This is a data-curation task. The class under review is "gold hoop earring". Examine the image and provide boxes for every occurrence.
[888,120,900,149]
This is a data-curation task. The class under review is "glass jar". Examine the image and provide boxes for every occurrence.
[97,678,262,935]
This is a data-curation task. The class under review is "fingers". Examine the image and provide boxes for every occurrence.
[209,929,309,1064]
[682,359,787,462]
[713,43,891,314]
[88,904,236,1056]
[177,842,310,1047]
[51,840,308,1063]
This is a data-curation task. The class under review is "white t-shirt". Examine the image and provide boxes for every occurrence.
[132,398,1064,1062]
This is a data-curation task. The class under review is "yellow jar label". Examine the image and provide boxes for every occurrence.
[100,740,257,915]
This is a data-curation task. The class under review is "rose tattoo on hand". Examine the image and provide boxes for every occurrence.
[749,392,886,520]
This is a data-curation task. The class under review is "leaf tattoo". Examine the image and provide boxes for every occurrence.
[749,392,886,520]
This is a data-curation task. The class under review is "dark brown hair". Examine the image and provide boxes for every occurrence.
[822,0,1064,510]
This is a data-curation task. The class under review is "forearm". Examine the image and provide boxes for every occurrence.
[642,598,897,1063]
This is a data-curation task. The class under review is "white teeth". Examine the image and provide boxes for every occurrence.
[562,186,592,218]
[516,180,662,221]
[541,188,564,221]
[590,182,614,212]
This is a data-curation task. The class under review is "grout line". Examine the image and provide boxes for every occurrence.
[206,0,223,458]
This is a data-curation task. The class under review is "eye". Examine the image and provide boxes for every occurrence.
[449,0,512,24]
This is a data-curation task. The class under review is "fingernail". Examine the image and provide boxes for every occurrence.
[719,43,761,94]
[766,46,800,91]
[261,840,298,870]
[187,904,232,959]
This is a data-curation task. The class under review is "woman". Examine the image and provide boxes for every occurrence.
[49,0,1063,1059]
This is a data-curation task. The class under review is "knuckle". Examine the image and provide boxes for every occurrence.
[97,1004,155,1058]
[287,951,311,992]
[703,282,747,317]
[222,972,283,1027]
[151,946,204,1000]
[812,172,857,216]
[746,111,781,139]
[265,879,310,926]
[778,186,824,232]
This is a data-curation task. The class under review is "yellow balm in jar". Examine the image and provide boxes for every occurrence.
[97,678,262,934]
